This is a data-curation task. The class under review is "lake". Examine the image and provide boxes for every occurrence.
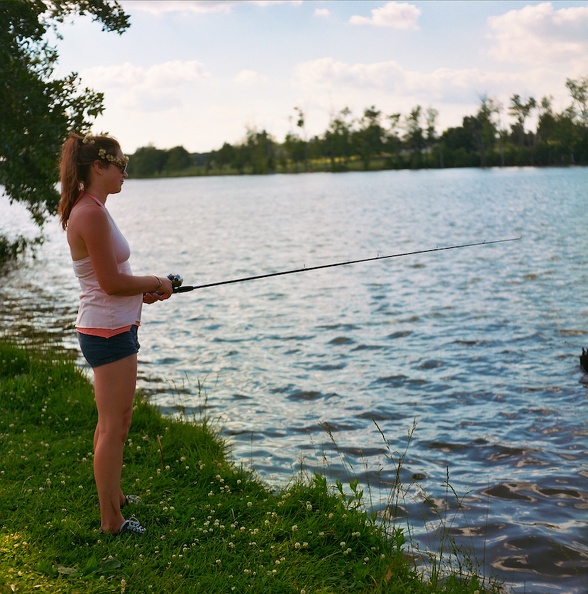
[1,167,587,592]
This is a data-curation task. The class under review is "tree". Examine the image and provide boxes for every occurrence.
[382,113,401,167]
[0,0,130,229]
[128,145,167,176]
[508,94,536,147]
[352,106,384,170]
[166,146,192,172]
[293,106,308,171]
[566,76,588,127]
[474,95,501,167]
[323,107,353,171]
[404,105,424,167]
[244,128,275,174]
[283,132,306,173]
[565,76,588,162]
[424,107,439,166]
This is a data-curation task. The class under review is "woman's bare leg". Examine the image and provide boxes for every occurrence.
[93,425,127,509]
[92,354,137,533]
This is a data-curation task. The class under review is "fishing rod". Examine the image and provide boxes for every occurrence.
[167,236,521,294]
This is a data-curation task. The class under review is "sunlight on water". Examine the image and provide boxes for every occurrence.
[1,167,587,592]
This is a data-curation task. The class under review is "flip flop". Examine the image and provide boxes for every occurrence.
[102,516,147,536]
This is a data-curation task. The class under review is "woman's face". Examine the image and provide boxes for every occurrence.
[106,149,128,194]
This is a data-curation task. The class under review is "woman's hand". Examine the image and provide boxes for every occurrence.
[143,275,174,303]
[142,292,160,304]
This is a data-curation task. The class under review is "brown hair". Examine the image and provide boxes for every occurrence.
[57,132,122,230]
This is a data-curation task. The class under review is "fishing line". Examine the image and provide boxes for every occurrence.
[168,236,521,294]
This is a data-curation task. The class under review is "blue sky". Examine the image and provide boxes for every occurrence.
[51,1,588,154]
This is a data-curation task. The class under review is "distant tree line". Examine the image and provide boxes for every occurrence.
[127,77,588,178]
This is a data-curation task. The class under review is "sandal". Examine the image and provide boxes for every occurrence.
[117,517,147,536]
[101,516,147,536]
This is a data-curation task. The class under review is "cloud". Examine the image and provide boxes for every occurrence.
[314,8,330,18]
[487,2,588,66]
[81,60,209,111]
[296,57,404,90]
[295,56,568,111]
[349,1,421,30]
[235,69,268,84]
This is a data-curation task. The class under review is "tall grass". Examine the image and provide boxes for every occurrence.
[0,339,504,593]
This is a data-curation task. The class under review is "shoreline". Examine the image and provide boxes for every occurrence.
[0,339,502,593]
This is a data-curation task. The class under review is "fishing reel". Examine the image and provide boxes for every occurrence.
[168,273,184,293]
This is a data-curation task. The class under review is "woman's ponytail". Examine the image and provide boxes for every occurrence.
[57,132,122,230]
[58,132,84,230]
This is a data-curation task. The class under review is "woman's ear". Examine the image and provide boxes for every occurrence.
[91,159,106,176]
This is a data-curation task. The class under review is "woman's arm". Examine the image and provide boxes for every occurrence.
[75,205,173,298]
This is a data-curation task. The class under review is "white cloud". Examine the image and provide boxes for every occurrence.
[81,60,209,112]
[349,1,421,30]
[294,56,573,129]
[314,8,330,18]
[487,2,588,66]
[235,69,268,84]
[296,57,404,90]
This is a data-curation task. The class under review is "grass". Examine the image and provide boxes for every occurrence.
[0,339,504,593]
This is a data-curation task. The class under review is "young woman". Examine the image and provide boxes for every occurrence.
[58,132,173,535]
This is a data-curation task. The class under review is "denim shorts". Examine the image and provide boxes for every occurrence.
[77,325,140,368]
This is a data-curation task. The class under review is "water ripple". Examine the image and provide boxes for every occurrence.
[2,168,587,592]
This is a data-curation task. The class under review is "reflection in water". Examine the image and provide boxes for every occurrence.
[1,167,587,592]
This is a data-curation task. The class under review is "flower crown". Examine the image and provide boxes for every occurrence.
[97,148,129,169]
[82,134,129,169]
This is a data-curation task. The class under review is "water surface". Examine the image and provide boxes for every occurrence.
[1,167,587,592]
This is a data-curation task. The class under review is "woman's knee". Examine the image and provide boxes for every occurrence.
[97,409,133,443]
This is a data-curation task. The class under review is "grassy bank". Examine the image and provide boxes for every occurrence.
[0,340,501,593]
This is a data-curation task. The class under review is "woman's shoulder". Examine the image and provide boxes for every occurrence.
[70,199,108,224]
[68,201,110,243]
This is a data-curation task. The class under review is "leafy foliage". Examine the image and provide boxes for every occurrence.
[0,0,130,227]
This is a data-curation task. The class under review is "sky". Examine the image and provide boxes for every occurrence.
[49,0,588,154]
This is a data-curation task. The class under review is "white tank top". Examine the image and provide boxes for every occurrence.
[72,194,142,330]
